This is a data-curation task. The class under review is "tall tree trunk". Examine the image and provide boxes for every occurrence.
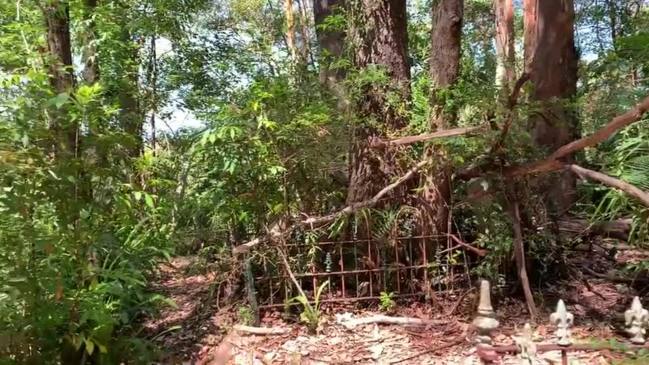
[424,0,463,235]
[523,0,579,215]
[43,0,76,157]
[81,0,99,84]
[313,0,346,87]
[346,0,410,204]
[494,0,515,91]
[285,0,298,60]
[118,29,143,158]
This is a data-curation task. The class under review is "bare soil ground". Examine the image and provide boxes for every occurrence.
[142,252,646,365]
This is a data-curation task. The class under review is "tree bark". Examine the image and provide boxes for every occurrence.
[285,0,298,60]
[523,0,579,215]
[430,0,463,126]
[118,28,143,158]
[424,0,463,235]
[346,0,410,204]
[494,0,515,91]
[313,0,346,85]
[81,0,100,84]
[43,0,76,157]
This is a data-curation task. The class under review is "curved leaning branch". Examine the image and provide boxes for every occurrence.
[567,164,649,207]
[233,160,429,255]
[507,95,649,177]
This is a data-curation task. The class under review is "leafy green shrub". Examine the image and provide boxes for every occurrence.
[238,306,254,325]
[379,291,396,312]
[288,281,329,333]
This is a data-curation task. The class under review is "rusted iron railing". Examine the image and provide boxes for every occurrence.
[253,235,471,308]
[474,280,649,364]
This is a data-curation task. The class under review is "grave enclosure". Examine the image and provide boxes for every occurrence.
[251,234,474,308]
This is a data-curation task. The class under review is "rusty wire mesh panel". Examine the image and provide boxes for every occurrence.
[253,235,470,308]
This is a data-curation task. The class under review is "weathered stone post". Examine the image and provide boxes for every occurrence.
[473,280,500,362]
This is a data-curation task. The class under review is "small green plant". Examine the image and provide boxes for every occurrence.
[379,291,396,312]
[238,305,254,325]
[289,281,329,333]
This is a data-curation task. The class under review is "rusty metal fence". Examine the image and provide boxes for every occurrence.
[253,235,471,308]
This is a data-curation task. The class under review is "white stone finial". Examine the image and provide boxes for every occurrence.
[550,299,573,346]
[625,296,649,344]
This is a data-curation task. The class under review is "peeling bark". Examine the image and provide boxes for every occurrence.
[494,0,515,91]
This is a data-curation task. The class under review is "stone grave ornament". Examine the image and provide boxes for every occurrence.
[550,299,573,346]
[472,280,499,345]
[625,296,649,344]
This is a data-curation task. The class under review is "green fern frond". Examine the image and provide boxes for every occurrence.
[620,155,649,191]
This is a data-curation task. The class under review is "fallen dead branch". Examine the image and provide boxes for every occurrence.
[568,164,649,207]
[336,313,445,329]
[233,325,289,335]
[508,200,537,320]
[389,337,466,364]
[371,126,484,148]
[234,160,429,255]
[558,218,632,241]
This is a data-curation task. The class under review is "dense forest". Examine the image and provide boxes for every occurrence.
[1,0,649,363]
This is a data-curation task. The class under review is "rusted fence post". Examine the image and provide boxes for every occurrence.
[473,280,499,362]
